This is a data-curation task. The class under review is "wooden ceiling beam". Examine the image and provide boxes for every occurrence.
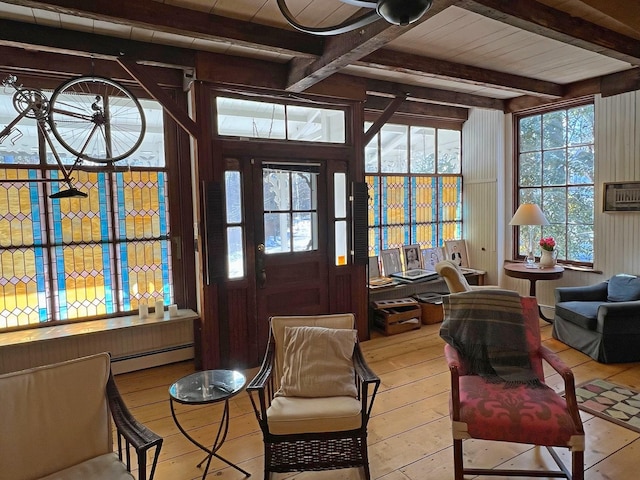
[457,0,640,65]
[0,45,183,88]
[1,0,323,57]
[579,0,640,36]
[360,49,564,98]
[285,0,459,93]
[0,18,196,68]
[364,96,469,121]
[364,78,505,110]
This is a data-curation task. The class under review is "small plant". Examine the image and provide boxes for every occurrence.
[539,236,556,251]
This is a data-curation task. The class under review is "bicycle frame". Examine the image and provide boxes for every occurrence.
[0,76,86,197]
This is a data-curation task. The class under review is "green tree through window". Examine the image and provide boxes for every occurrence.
[516,102,594,265]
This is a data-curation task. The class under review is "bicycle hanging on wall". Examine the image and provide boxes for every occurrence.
[0,74,146,198]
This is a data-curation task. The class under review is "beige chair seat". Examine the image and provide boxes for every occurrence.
[267,395,362,435]
[39,453,135,480]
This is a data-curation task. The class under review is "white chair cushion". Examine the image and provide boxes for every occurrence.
[38,453,134,480]
[267,396,362,435]
[0,353,112,480]
[276,325,357,398]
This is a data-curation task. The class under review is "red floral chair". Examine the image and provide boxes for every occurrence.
[442,290,585,480]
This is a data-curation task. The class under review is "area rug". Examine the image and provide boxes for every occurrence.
[575,379,640,433]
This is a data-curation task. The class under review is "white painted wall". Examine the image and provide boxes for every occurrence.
[465,92,640,312]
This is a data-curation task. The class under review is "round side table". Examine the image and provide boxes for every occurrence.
[169,369,250,479]
[504,262,564,322]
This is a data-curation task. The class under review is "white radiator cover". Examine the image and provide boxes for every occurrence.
[0,310,196,375]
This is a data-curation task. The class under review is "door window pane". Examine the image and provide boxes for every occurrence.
[263,166,318,254]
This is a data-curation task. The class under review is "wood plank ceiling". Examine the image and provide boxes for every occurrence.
[0,0,639,116]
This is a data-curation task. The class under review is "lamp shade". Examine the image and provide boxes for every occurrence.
[509,203,549,226]
[376,0,433,26]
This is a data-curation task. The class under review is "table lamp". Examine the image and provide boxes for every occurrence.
[509,203,549,267]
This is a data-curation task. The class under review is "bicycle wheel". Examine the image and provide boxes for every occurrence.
[49,76,146,163]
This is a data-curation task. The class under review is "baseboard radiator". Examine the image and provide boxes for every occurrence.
[0,310,197,375]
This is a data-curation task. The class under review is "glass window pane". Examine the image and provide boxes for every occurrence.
[263,169,290,211]
[519,152,542,187]
[264,213,290,254]
[335,220,347,265]
[519,115,541,152]
[567,146,594,185]
[380,124,408,173]
[293,212,313,252]
[286,105,345,143]
[334,173,346,218]
[227,226,244,279]
[567,104,594,146]
[131,99,165,168]
[543,110,566,149]
[217,97,285,139]
[542,149,566,186]
[437,129,461,174]
[410,126,435,174]
[292,172,313,210]
[225,171,242,224]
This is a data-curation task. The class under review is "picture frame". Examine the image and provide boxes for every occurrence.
[445,239,469,268]
[368,256,381,279]
[380,248,402,276]
[402,244,422,270]
[422,247,444,271]
[603,181,640,212]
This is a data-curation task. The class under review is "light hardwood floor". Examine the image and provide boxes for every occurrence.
[115,319,640,480]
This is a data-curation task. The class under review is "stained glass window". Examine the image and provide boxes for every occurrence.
[0,89,170,330]
[366,122,462,256]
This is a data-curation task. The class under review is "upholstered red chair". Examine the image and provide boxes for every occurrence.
[441,289,584,480]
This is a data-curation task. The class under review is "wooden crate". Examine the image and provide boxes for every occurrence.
[414,294,444,325]
[373,298,421,335]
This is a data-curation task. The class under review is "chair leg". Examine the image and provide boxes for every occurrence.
[572,450,584,480]
[453,439,464,480]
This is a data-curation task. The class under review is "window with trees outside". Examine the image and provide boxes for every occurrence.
[0,84,170,330]
[365,122,462,256]
[515,101,595,265]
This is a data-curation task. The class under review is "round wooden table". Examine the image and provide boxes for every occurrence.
[504,262,564,322]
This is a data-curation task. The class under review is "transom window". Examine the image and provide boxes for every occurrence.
[515,102,595,265]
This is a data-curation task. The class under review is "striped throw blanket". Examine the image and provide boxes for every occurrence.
[440,289,540,385]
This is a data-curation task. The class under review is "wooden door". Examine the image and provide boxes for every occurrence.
[250,159,330,351]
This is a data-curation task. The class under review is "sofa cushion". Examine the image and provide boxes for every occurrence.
[39,453,134,480]
[607,274,640,302]
[555,301,602,330]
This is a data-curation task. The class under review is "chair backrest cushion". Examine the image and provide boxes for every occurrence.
[436,260,471,293]
[270,314,355,392]
[276,325,357,398]
[0,353,112,480]
[607,274,640,302]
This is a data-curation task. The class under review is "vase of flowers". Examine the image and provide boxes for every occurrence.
[539,237,557,267]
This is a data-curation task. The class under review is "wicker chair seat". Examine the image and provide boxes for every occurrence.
[267,395,362,435]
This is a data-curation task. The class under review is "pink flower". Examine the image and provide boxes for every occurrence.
[539,237,556,251]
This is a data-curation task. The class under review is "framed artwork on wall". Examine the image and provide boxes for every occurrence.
[445,240,469,268]
[603,181,640,212]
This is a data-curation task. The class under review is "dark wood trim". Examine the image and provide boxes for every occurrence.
[364,96,406,145]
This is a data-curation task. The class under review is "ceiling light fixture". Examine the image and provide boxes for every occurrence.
[276,0,433,36]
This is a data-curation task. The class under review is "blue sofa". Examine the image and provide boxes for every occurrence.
[552,274,640,363]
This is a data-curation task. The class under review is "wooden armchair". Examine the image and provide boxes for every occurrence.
[246,313,380,480]
[441,290,585,479]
